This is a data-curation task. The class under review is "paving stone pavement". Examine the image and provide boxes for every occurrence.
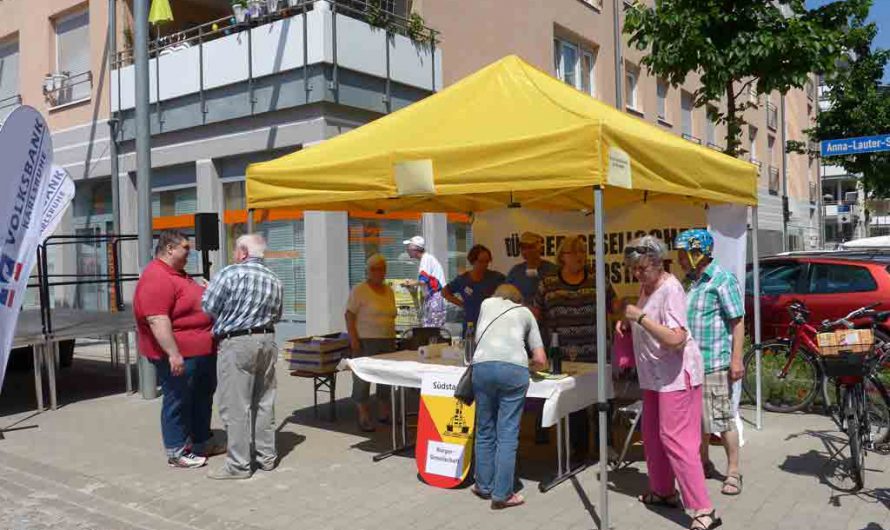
[1,347,888,530]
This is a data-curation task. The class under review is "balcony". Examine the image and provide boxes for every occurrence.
[682,133,702,145]
[44,71,93,109]
[0,93,21,120]
[766,101,778,130]
[111,0,442,140]
[768,165,780,195]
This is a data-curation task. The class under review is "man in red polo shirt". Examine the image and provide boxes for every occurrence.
[134,229,220,468]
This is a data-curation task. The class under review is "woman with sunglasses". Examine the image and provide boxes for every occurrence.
[618,236,719,530]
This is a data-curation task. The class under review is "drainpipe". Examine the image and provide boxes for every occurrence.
[780,95,789,251]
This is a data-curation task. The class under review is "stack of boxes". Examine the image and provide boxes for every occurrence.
[283,333,350,373]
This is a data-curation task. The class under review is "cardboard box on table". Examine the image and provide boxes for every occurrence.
[283,334,348,373]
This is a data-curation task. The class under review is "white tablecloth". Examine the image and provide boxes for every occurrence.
[342,355,613,428]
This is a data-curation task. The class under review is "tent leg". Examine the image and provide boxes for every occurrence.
[247,208,256,233]
[752,207,763,430]
[593,186,610,530]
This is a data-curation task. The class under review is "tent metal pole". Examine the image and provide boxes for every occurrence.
[247,208,256,233]
[752,206,763,430]
[593,185,610,530]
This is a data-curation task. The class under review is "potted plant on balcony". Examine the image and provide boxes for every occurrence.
[231,0,248,22]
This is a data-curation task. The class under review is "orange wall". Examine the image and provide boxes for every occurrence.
[0,0,112,132]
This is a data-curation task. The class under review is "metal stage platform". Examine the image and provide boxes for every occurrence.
[12,308,135,412]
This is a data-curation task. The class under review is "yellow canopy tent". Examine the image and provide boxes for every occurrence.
[247,55,757,212]
[246,55,763,525]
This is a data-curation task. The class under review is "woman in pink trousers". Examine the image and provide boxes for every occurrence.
[616,235,721,530]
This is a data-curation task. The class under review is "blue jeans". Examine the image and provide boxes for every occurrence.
[472,361,529,502]
[152,355,217,458]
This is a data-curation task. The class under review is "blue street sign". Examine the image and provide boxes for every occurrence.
[821,134,890,157]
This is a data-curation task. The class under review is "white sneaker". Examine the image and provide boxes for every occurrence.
[168,451,207,469]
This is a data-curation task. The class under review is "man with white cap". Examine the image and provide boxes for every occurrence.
[403,235,446,327]
[506,231,558,306]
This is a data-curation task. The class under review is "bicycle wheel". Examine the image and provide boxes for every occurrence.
[865,375,890,444]
[844,389,865,491]
[743,341,820,413]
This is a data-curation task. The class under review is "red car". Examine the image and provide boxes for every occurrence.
[745,251,890,343]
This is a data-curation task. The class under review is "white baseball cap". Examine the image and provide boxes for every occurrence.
[403,236,425,248]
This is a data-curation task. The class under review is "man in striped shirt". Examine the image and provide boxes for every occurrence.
[676,229,745,496]
[202,233,283,480]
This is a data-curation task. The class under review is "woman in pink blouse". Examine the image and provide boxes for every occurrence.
[616,236,720,530]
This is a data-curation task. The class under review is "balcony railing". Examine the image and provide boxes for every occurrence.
[766,101,778,130]
[707,142,723,151]
[0,93,21,110]
[114,0,437,68]
[43,71,93,108]
[110,0,441,133]
[768,166,780,195]
[682,133,702,145]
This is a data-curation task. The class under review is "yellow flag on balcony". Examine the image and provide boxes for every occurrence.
[148,0,174,25]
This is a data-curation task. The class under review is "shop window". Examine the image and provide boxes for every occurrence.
[222,179,306,320]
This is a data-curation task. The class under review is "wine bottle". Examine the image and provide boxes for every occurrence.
[549,332,562,375]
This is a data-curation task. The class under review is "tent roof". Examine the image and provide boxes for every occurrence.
[247,55,757,212]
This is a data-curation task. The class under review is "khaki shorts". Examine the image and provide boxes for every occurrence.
[702,369,735,434]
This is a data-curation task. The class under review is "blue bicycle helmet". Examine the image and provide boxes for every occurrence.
[675,229,714,257]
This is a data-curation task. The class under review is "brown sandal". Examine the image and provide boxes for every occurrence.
[638,491,681,508]
[491,493,525,510]
[690,509,722,530]
[721,474,742,495]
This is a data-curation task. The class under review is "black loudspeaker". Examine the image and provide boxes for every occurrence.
[194,212,220,251]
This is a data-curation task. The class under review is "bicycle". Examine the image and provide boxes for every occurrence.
[814,312,889,490]
[742,302,890,445]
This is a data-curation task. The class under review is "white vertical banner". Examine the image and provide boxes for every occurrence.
[706,204,749,295]
[0,106,55,393]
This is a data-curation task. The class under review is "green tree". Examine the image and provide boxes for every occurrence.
[791,14,890,198]
[624,0,870,157]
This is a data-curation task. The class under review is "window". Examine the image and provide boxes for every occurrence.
[808,264,877,294]
[767,135,776,165]
[554,39,596,96]
[54,9,91,103]
[656,79,668,121]
[749,125,759,162]
[554,39,579,89]
[625,64,640,111]
[747,261,804,295]
[705,105,717,146]
[681,91,694,137]
[581,51,596,96]
[348,216,422,328]
[0,38,20,118]
[221,179,306,320]
[152,187,199,275]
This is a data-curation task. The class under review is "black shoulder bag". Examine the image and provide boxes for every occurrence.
[454,304,523,405]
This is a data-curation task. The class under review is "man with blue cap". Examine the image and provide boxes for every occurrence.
[675,228,745,496]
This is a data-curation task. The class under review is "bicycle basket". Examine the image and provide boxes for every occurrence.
[820,352,870,378]
[816,329,874,356]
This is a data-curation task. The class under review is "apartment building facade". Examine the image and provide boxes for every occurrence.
[0,0,820,335]
[422,0,821,255]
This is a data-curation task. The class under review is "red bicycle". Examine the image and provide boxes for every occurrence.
[742,302,890,444]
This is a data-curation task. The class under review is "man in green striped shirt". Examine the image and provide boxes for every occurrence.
[676,229,745,496]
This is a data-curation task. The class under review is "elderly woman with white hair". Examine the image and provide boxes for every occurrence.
[618,235,719,530]
[345,254,398,432]
[470,283,547,509]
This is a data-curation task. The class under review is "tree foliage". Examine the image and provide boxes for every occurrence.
[791,13,890,198]
[624,0,870,157]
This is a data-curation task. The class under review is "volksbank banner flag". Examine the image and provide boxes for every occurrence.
[0,106,56,393]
